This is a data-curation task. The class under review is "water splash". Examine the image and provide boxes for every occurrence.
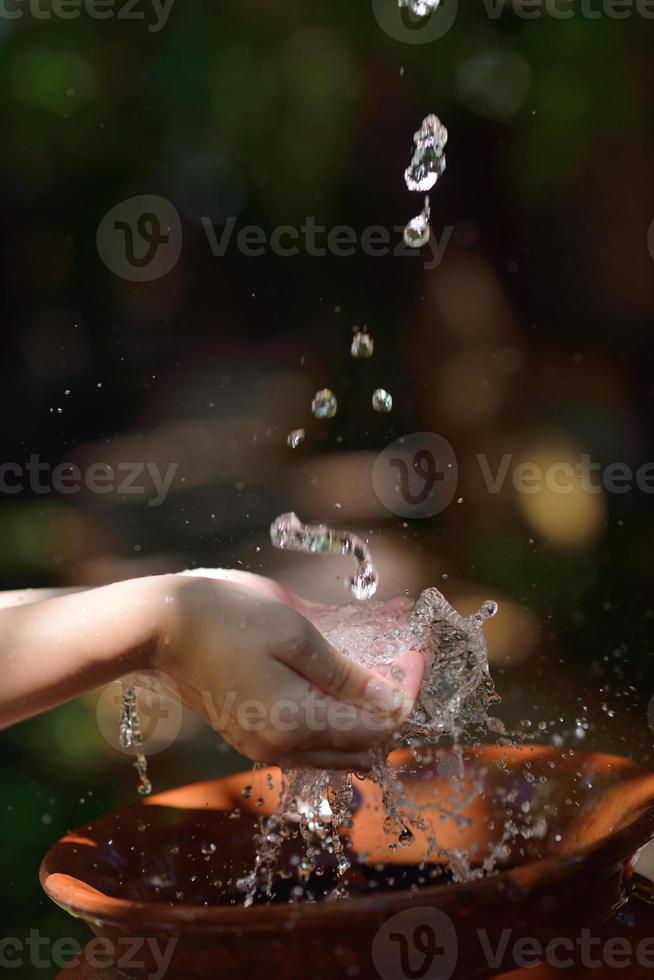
[119,685,152,797]
[239,586,503,903]
[270,512,378,601]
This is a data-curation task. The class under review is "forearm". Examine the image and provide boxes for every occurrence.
[0,575,173,728]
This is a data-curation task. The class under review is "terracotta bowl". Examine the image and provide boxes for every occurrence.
[41,745,654,979]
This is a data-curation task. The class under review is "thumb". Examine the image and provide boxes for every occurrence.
[277,627,415,721]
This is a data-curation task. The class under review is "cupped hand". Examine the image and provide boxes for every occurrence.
[152,572,425,770]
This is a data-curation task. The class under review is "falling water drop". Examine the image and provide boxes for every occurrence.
[372,389,393,413]
[311,389,338,419]
[404,114,448,194]
[351,330,375,359]
[287,429,305,449]
[404,197,431,249]
[399,0,442,14]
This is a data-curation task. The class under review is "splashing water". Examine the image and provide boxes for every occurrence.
[119,685,152,797]
[240,579,503,905]
[270,512,379,601]
[235,517,506,905]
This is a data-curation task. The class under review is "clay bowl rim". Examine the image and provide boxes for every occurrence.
[40,745,654,932]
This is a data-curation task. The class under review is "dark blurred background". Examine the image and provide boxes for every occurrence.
[0,0,653,973]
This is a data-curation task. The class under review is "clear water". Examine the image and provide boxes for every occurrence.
[404,114,448,193]
[270,512,379,601]
[311,388,338,420]
[237,518,505,905]
[399,0,442,14]
[403,114,447,248]
[351,329,374,359]
[372,388,393,413]
[286,428,305,449]
[119,684,152,797]
[404,196,431,248]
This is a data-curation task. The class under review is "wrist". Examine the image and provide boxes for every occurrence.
[89,574,182,682]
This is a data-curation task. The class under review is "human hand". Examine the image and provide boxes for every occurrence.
[152,572,424,770]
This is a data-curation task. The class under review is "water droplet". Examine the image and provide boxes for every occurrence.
[242,784,253,799]
[311,388,338,419]
[351,330,374,359]
[337,855,351,875]
[399,0,442,14]
[405,114,448,193]
[372,389,393,413]
[201,843,217,856]
[287,428,305,449]
[399,827,414,847]
[403,209,431,249]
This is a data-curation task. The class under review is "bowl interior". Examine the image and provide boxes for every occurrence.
[42,745,654,913]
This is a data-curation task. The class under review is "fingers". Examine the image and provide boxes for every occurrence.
[275,625,414,723]
[375,649,426,706]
